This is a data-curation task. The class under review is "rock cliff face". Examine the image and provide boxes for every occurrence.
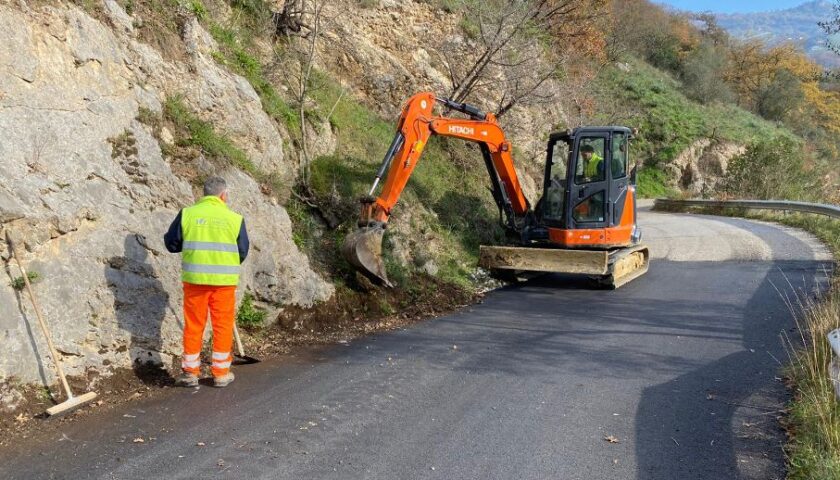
[667,139,746,195]
[0,1,331,393]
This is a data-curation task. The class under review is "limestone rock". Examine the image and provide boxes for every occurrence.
[668,139,746,195]
[0,3,331,386]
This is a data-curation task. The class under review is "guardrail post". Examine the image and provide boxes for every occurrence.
[828,329,840,400]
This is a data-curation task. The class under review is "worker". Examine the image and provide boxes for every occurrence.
[581,144,604,180]
[164,177,249,388]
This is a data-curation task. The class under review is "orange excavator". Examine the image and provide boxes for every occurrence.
[341,92,649,288]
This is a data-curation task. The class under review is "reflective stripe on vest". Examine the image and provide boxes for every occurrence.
[181,196,243,286]
[183,241,239,253]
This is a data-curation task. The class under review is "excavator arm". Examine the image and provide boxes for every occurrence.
[342,92,532,285]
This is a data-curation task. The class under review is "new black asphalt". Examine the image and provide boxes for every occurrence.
[1,211,833,479]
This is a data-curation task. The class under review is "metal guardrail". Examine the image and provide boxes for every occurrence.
[654,198,840,220]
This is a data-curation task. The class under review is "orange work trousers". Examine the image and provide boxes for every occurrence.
[181,282,236,378]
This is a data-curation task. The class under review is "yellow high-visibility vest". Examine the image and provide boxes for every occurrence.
[180,196,243,286]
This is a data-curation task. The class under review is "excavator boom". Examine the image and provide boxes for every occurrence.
[343,92,531,285]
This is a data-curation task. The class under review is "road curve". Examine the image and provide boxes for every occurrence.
[0,209,833,480]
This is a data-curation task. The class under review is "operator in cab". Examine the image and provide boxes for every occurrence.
[581,144,604,181]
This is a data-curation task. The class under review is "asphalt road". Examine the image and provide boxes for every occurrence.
[1,209,833,480]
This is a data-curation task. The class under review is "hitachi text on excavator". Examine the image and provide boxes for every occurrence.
[341,92,649,289]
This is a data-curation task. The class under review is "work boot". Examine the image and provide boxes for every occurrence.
[175,372,199,387]
[213,372,235,388]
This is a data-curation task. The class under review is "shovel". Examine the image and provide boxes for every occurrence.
[231,322,260,365]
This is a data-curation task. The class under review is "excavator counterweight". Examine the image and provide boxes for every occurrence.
[341,92,649,289]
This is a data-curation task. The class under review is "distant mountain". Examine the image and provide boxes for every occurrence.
[715,0,839,67]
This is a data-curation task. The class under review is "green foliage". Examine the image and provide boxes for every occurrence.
[459,16,480,39]
[723,137,819,201]
[595,59,792,168]
[236,292,267,328]
[757,69,805,122]
[635,167,676,199]
[377,298,396,315]
[187,0,207,20]
[418,0,464,13]
[680,42,733,105]
[10,271,39,291]
[36,385,52,402]
[163,95,260,175]
[229,0,270,18]
[644,32,683,73]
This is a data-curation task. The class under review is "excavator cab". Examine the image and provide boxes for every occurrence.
[538,127,641,248]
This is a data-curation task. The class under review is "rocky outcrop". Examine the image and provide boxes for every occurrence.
[315,0,568,165]
[667,139,746,195]
[0,2,331,392]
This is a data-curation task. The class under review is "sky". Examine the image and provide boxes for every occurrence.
[656,0,811,13]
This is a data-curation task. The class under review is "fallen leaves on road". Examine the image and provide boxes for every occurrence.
[604,435,619,443]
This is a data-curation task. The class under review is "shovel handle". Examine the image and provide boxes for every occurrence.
[6,231,75,399]
[232,321,246,357]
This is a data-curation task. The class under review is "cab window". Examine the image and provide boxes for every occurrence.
[544,141,569,221]
[612,132,628,179]
[575,137,606,184]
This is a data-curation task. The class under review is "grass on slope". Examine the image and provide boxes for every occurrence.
[595,59,796,198]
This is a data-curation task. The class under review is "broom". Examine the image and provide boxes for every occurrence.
[6,231,97,416]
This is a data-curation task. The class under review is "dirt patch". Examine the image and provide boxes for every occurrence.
[256,274,479,355]
[0,274,480,443]
[0,364,175,444]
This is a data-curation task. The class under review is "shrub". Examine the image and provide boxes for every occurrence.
[757,69,805,122]
[187,0,207,20]
[10,271,39,291]
[723,138,819,200]
[236,292,267,328]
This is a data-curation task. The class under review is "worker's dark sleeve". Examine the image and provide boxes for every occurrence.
[237,220,250,263]
[164,210,183,253]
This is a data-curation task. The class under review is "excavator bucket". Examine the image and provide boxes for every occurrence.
[341,226,392,287]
